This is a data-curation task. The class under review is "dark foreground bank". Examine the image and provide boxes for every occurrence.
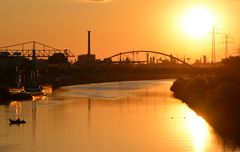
[170,75,240,145]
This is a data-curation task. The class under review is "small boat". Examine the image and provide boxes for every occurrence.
[9,118,26,124]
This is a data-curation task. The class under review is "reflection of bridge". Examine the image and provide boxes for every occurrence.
[106,50,192,67]
[0,41,74,59]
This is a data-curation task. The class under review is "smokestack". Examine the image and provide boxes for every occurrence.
[88,31,91,55]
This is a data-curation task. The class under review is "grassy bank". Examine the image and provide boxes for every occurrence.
[170,75,240,144]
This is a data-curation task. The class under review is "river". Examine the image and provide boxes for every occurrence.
[0,79,238,152]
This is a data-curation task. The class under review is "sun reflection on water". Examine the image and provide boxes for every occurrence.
[186,111,209,152]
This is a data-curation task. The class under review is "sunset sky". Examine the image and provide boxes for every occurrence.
[0,0,240,62]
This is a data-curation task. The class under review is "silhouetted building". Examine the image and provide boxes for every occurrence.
[78,54,96,63]
[0,53,30,86]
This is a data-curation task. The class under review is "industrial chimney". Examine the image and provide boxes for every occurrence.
[88,31,91,55]
[77,30,96,63]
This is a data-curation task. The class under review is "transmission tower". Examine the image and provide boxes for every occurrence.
[224,33,231,58]
[212,27,216,63]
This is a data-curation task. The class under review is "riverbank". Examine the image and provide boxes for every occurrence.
[170,75,240,144]
[48,63,210,88]
[52,73,187,88]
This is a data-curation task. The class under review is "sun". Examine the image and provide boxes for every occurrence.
[182,7,215,38]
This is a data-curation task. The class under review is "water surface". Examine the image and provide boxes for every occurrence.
[0,80,238,151]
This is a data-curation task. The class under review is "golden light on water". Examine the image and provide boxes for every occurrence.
[182,6,215,39]
[10,101,22,116]
[186,111,209,152]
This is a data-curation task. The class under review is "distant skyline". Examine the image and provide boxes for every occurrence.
[0,0,240,61]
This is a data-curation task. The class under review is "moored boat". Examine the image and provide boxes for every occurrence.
[0,87,32,101]
[26,87,45,96]
[11,91,32,100]
[0,84,52,101]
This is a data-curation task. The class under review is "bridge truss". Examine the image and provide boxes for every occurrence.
[0,41,74,59]
[106,50,192,67]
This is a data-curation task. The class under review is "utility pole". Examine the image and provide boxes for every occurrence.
[212,27,216,63]
[146,53,149,63]
[120,52,122,62]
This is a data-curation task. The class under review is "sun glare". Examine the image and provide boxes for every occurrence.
[182,7,215,38]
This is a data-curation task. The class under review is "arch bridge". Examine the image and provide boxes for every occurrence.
[0,41,74,59]
[106,50,192,67]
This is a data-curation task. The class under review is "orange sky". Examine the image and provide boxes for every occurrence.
[0,0,240,62]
